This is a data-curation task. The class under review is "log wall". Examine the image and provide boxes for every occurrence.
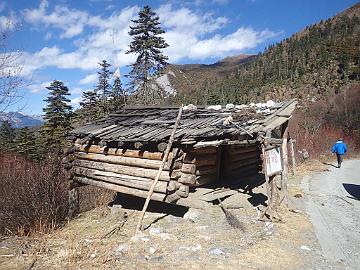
[64,142,261,205]
[222,144,261,182]
[64,144,221,204]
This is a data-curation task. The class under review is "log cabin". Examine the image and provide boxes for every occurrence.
[64,99,297,213]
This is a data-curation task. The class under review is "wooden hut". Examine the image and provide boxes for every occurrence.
[64,99,297,211]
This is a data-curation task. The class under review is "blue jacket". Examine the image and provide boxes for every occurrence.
[332,140,348,155]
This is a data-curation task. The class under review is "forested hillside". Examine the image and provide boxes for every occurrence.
[172,3,360,105]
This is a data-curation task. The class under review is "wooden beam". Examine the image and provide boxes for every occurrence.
[75,144,171,161]
[72,166,168,193]
[281,123,289,190]
[73,176,166,201]
[289,138,296,176]
[73,159,172,181]
[75,152,180,170]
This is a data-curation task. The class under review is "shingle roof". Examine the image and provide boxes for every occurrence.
[70,99,297,145]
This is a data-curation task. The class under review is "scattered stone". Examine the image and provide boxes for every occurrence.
[83,239,93,246]
[114,243,129,256]
[206,105,222,110]
[149,255,164,261]
[300,245,311,251]
[235,104,248,109]
[200,235,211,241]
[208,248,226,256]
[179,244,202,253]
[266,100,275,107]
[226,104,235,110]
[264,222,274,235]
[149,247,156,255]
[130,232,150,243]
[184,208,201,223]
[184,104,197,111]
[110,204,124,216]
[191,244,202,252]
[149,227,162,236]
[195,225,208,231]
[158,233,173,241]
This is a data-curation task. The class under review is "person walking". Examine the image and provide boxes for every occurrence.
[332,138,348,168]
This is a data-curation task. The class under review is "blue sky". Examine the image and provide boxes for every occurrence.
[1,0,358,115]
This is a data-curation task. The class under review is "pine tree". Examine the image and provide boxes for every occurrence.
[42,80,73,153]
[95,60,112,115]
[126,5,169,104]
[79,90,99,122]
[110,68,126,112]
[0,120,15,152]
[15,127,39,160]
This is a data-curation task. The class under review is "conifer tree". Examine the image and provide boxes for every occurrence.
[79,90,99,122]
[95,60,112,115]
[15,127,38,159]
[126,5,169,104]
[0,120,15,152]
[110,69,126,112]
[42,80,73,153]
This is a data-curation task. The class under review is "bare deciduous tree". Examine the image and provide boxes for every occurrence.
[0,19,24,112]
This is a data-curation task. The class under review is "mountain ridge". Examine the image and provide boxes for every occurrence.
[0,112,44,128]
[165,2,360,105]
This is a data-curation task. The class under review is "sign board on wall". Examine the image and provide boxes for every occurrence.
[265,147,282,176]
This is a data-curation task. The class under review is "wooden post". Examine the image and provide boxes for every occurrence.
[135,106,183,233]
[289,138,296,176]
[68,187,79,218]
[281,123,289,190]
[260,144,273,221]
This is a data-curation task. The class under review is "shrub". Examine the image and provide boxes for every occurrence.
[0,153,68,235]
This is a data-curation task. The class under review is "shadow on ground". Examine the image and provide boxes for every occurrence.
[110,194,189,217]
[322,162,338,168]
[343,183,360,201]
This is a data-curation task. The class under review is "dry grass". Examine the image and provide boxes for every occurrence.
[0,199,327,270]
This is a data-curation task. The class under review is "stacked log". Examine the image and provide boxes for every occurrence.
[224,144,261,181]
[180,146,218,186]
[64,144,190,202]
[64,144,225,205]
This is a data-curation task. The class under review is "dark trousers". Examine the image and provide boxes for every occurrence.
[336,154,343,168]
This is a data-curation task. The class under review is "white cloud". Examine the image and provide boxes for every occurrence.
[23,0,104,38]
[189,28,278,59]
[158,4,228,35]
[28,81,52,93]
[70,96,82,106]
[0,11,20,31]
[79,73,97,85]
[20,3,278,79]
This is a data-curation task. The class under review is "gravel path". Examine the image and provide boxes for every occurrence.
[302,159,360,269]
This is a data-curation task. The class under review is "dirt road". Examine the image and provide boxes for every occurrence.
[302,159,360,269]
